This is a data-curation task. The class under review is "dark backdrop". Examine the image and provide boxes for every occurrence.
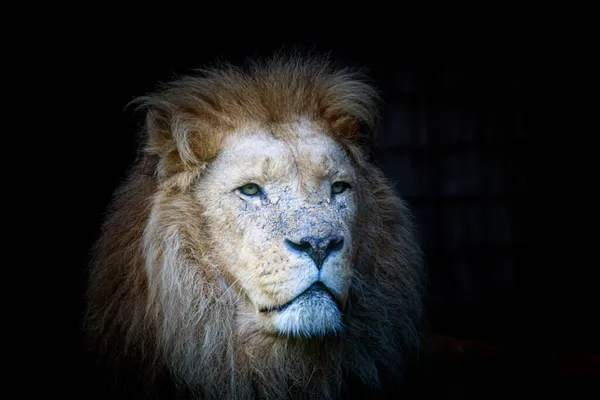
[43,8,596,400]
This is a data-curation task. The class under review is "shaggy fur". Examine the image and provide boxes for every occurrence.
[84,54,425,400]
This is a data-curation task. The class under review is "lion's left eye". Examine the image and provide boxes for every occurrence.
[331,181,351,195]
[236,183,262,197]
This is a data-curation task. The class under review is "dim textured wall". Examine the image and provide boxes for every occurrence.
[371,64,529,343]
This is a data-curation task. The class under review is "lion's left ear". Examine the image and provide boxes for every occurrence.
[316,69,381,159]
[357,118,380,161]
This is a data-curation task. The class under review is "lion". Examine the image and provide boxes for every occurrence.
[84,54,425,400]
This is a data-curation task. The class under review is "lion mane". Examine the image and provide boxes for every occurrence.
[84,54,425,400]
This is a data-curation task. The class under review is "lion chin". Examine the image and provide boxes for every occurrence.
[84,53,425,400]
[262,281,343,338]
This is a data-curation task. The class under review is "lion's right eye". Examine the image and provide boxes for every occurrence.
[236,183,262,197]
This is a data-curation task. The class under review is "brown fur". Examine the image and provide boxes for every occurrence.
[84,54,425,399]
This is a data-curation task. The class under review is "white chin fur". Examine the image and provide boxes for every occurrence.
[271,291,343,338]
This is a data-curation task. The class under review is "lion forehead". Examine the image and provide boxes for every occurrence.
[209,124,356,189]
[214,132,294,185]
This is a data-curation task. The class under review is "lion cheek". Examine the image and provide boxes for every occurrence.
[319,259,354,306]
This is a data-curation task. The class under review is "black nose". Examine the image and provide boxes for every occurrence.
[285,235,344,269]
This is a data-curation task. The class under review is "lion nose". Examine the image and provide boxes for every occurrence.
[284,235,344,269]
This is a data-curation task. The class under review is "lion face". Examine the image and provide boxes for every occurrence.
[197,121,359,337]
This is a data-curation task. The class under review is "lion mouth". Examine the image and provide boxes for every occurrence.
[259,281,341,314]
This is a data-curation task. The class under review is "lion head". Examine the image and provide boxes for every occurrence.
[85,54,425,400]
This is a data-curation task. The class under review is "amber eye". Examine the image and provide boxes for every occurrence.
[237,183,261,197]
[331,181,350,195]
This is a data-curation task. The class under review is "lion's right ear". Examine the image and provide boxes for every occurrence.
[136,100,203,181]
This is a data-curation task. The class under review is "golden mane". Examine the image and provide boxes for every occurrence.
[84,53,425,400]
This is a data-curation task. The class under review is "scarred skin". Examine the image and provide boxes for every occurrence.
[84,54,425,400]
